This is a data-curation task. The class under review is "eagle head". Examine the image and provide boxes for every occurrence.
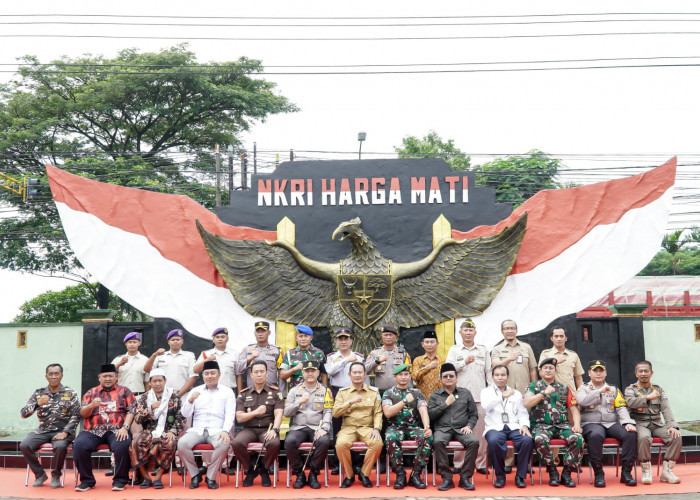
[331,217,362,242]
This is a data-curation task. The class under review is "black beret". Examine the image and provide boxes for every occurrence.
[539,357,558,369]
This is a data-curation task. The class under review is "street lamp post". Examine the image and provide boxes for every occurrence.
[358,131,366,159]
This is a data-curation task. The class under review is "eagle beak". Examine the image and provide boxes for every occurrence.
[332,227,347,241]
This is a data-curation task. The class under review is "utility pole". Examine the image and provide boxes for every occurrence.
[215,144,221,206]
[253,142,257,175]
[241,150,248,189]
[228,145,234,205]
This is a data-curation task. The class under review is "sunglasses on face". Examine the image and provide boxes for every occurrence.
[441,374,456,379]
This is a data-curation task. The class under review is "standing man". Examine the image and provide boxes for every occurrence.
[333,362,383,488]
[624,360,682,485]
[490,319,537,395]
[178,360,236,489]
[237,321,283,390]
[73,364,136,492]
[538,326,584,391]
[577,360,637,488]
[194,327,238,392]
[428,363,479,491]
[382,364,432,489]
[284,360,333,489]
[411,330,443,400]
[365,325,411,394]
[524,358,583,488]
[280,324,327,391]
[20,363,80,488]
[112,331,149,395]
[144,329,198,397]
[446,318,492,474]
[233,360,284,487]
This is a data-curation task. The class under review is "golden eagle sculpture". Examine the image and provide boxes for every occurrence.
[197,214,527,351]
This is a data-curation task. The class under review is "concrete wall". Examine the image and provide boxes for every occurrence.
[642,317,700,422]
[0,323,83,432]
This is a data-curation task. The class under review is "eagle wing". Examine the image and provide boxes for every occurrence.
[388,213,527,327]
[197,222,338,325]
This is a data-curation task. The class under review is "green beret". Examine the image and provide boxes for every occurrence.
[393,363,411,375]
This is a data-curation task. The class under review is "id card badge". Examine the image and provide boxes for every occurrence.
[501,413,510,424]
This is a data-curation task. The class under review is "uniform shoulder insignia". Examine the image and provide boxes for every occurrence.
[248,343,257,347]
[339,385,351,392]
[368,385,379,392]
[239,387,250,393]
[269,385,279,390]
[397,345,405,352]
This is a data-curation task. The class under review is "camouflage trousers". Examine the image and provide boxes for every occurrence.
[532,424,583,469]
[385,425,433,473]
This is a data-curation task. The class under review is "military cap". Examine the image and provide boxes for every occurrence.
[335,328,353,338]
[149,368,167,380]
[381,325,398,335]
[255,321,270,331]
[295,324,314,336]
[423,330,438,340]
[440,362,457,375]
[589,359,607,370]
[393,363,411,375]
[460,319,476,329]
[302,360,320,371]
[99,363,117,374]
[539,357,558,368]
[167,329,183,339]
[123,331,142,342]
[212,327,228,336]
[202,360,220,372]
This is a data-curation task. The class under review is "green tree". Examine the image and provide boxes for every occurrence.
[395,132,561,207]
[660,229,688,275]
[0,44,297,285]
[638,247,700,276]
[13,283,150,323]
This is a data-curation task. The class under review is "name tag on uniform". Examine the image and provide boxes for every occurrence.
[502,414,509,424]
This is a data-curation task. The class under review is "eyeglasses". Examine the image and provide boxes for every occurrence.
[441,374,456,379]
[502,327,517,331]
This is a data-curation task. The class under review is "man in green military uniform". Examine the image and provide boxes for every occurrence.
[280,325,327,391]
[624,360,682,485]
[382,364,432,490]
[524,358,583,488]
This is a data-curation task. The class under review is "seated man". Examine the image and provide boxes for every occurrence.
[480,365,533,489]
[232,360,283,487]
[577,360,637,488]
[20,363,80,488]
[178,360,235,489]
[73,364,136,492]
[428,363,479,491]
[130,369,186,489]
[524,357,583,488]
[284,360,333,489]
[382,363,432,490]
[624,360,682,485]
[333,362,383,488]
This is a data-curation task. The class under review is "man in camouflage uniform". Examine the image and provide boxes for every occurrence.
[524,357,583,488]
[382,364,432,490]
[20,363,80,488]
[624,360,682,485]
[237,321,284,390]
[280,324,327,391]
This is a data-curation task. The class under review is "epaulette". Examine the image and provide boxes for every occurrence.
[248,343,257,347]
[269,385,279,391]
[368,386,379,392]
[339,385,351,391]
[397,345,406,353]
[238,387,250,393]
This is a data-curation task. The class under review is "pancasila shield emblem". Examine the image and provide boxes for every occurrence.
[337,274,392,329]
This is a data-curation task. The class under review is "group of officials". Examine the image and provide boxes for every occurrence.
[20,319,684,492]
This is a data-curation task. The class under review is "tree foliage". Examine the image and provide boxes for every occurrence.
[395,131,561,207]
[639,227,700,276]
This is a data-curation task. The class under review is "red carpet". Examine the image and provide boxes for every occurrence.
[4,464,699,499]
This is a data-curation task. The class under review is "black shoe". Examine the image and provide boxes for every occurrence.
[139,479,153,489]
[515,475,526,488]
[358,471,373,488]
[393,470,406,490]
[132,475,143,486]
[105,466,115,477]
[452,466,461,475]
[293,472,306,489]
[331,464,340,475]
[592,462,606,488]
[493,476,506,488]
[504,465,512,474]
[560,465,576,488]
[437,477,454,491]
[259,466,271,487]
[308,470,321,489]
[242,467,258,487]
[459,476,475,490]
[340,475,354,488]
[111,482,125,491]
[621,461,637,486]
[476,467,488,475]
[408,472,427,489]
[206,477,219,489]
[547,465,560,486]
[198,466,208,477]
[74,482,94,492]
[189,474,202,489]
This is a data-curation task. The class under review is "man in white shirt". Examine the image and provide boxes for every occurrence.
[194,327,238,392]
[112,331,149,395]
[144,329,198,397]
[480,365,533,489]
[178,360,236,489]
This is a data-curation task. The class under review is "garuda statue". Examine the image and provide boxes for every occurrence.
[198,214,526,352]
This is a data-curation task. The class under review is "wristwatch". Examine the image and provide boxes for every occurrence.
[123,425,131,431]
[272,427,280,435]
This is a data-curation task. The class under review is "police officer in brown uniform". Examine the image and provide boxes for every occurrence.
[233,360,284,487]
[624,360,682,485]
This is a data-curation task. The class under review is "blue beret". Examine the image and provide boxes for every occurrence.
[123,331,142,342]
[167,329,183,339]
[295,324,313,336]
[212,327,228,336]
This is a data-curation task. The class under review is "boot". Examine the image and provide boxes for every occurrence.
[591,462,605,488]
[560,465,576,488]
[640,461,652,485]
[393,469,406,489]
[620,460,637,486]
[293,471,306,489]
[242,466,258,487]
[408,471,427,489]
[660,460,681,484]
[547,464,560,486]
[258,465,271,487]
[307,470,321,489]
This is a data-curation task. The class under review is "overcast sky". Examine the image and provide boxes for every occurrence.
[2,1,700,321]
